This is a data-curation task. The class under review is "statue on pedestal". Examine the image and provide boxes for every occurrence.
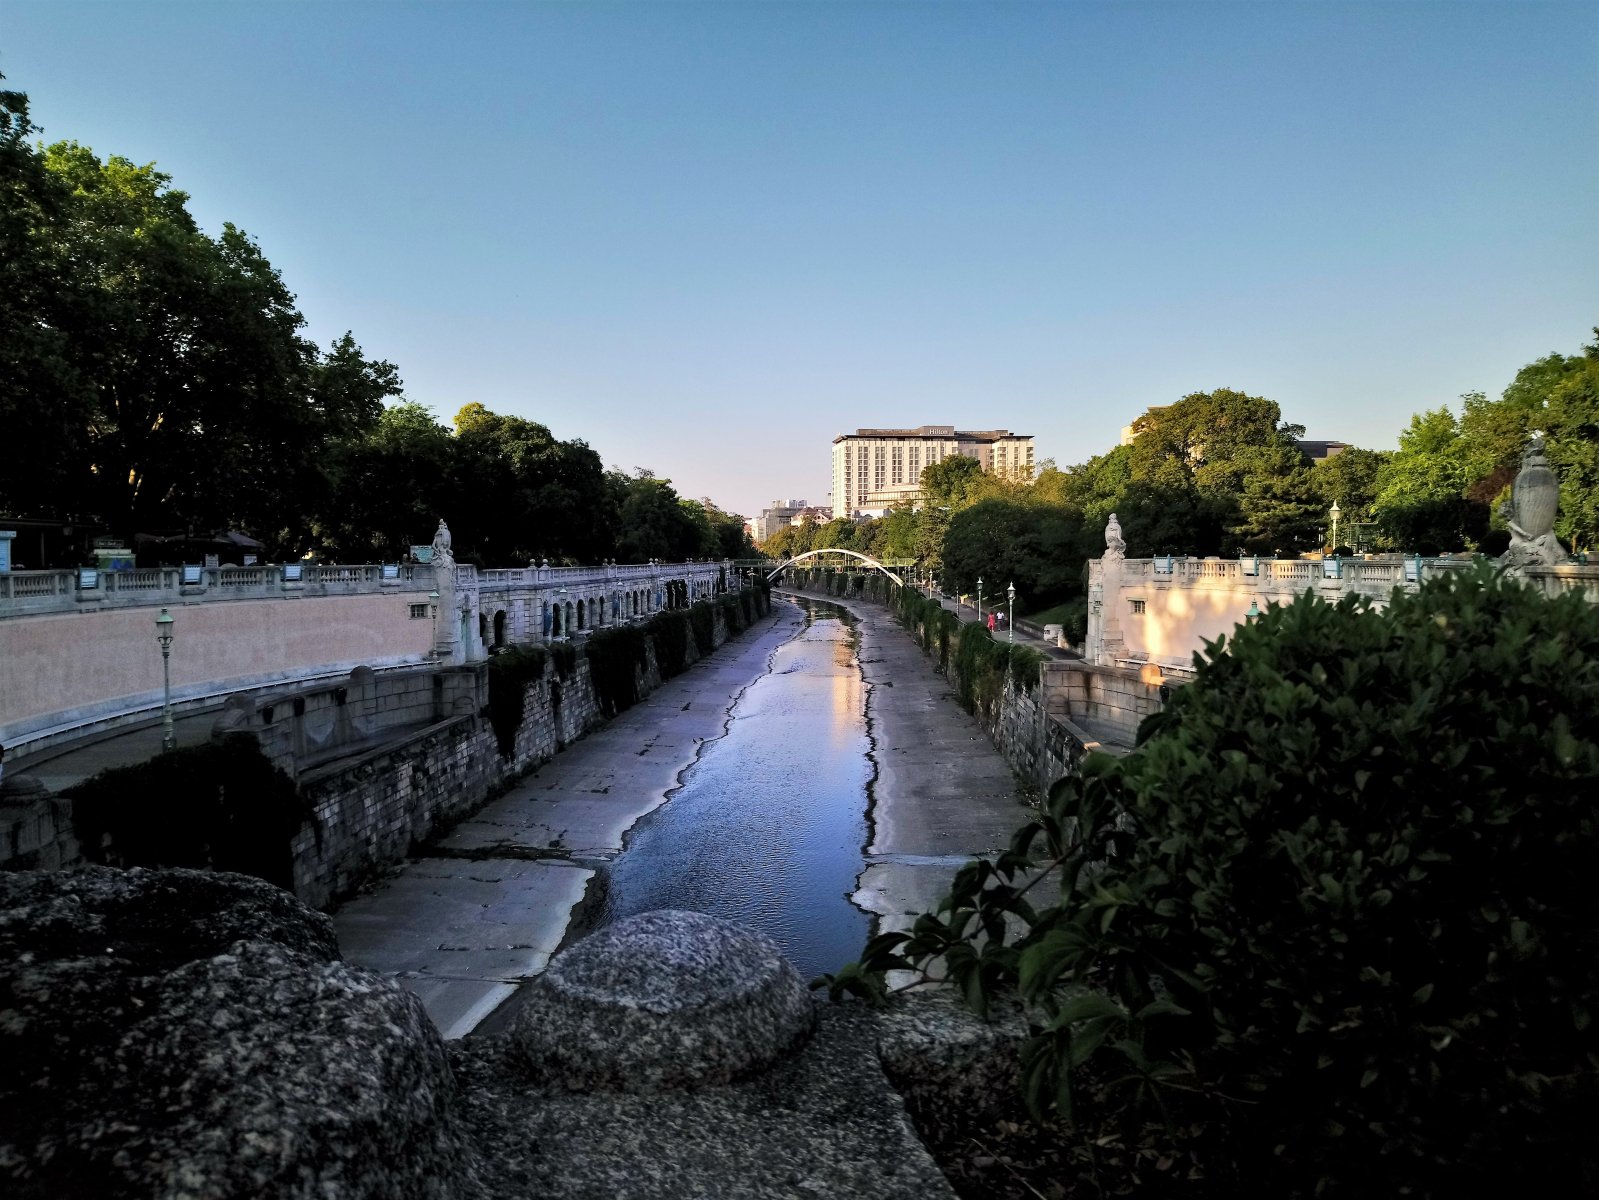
[1500,437,1567,570]
[431,520,459,658]
[1104,512,1126,561]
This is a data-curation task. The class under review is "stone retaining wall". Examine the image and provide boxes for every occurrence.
[778,575,1153,791]
[2,590,772,910]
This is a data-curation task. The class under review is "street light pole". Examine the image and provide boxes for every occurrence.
[1330,500,1341,551]
[428,590,440,660]
[1007,581,1016,645]
[155,608,176,752]
[977,576,984,627]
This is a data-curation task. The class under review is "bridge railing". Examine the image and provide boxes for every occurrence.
[1,559,739,617]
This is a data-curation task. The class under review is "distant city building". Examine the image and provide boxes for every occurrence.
[831,426,1035,518]
[751,500,832,544]
[1295,439,1349,462]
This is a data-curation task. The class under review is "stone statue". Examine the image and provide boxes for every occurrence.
[431,520,458,659]
[1500,436,1567,570]
[1104,512,1126,561]
[431,520,455,570]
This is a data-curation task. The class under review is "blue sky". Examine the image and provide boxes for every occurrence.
[5,1,1596,521]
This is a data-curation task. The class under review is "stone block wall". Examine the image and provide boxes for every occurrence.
[1,589,773,909]
[0,790,79,872]
[1042,663,1164,748]
[284,595,756,908]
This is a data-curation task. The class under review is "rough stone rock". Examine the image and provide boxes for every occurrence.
[874,990,1030,1149]
[512,908,816,1093]
[89,942,480,1200]
[0,865,338,968]
[0,867,479,1200]
[458,1004,959,1199]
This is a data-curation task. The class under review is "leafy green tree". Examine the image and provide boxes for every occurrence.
[1228,442,1324,553]
[1372,407,1486,551]
[310,402,453,561]
[861,506,920,561]
[812,517,859,552]
[38,142,328,539]
[450,403,615,564]
[611,471,700,563]
[0,79,88,521]
[942,499,1084,605]
[919,454,986,509]
[1310,447,1388,522]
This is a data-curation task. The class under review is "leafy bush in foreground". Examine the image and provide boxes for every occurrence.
[830,566,1599,1197]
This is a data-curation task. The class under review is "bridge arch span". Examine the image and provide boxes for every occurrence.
[766,549,904,587]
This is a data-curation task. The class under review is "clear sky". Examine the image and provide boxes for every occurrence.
[5,1,1596,521]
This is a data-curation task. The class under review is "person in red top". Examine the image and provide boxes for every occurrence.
[986,611,996,633]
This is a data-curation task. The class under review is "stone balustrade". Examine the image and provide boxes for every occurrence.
[1088,553,1599,672]
[0,555,742,757]
[0,561,434,615]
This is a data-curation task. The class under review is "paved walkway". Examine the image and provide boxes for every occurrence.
[12,711,221,794]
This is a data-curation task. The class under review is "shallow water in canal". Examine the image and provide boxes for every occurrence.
[597,599,873,980]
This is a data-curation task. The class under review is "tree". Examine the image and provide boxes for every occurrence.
[920,454,986,509]
[309,402,453,561]
[941,499,1083,605]
[1373,407,1486,552]
[450,403,615,564]
[860,506,920,561]
[612,471,702,563]
[0,79,88,521]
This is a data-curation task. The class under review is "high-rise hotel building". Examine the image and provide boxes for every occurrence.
[831,426,1035,518]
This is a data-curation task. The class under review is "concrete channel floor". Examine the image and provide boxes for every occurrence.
[336,589,1043,1040]
[334,605,809,1039]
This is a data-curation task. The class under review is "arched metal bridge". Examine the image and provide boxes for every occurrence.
[763,549,905,587]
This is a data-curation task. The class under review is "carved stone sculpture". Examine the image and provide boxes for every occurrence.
[1501,437,1567,570]
[1104,512,1126,561]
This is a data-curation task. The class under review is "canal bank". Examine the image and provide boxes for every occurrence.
[336,591,1032,1038]
[780,589,1032,958]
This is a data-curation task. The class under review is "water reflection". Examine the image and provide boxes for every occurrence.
[598,600,872,980]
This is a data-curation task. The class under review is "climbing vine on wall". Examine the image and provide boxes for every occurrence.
[486,644,550,756]
[585,624,650,717]
[688,600,717,656]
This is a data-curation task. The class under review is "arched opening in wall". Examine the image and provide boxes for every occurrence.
[577,599,586,630]
[566,601,574,633]
[552,604,562,637]
[479,612,489,646]
[493,610,506,647]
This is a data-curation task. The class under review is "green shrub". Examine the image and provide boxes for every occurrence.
[487,643,549,755]
[67,736,304,888]
[834,566,1599,1196]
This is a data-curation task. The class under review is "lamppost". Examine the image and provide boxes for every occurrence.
[1007,581,1016,645]
[977,576,984,627]
[428,590,440,660]
[155,608,176,752]
[1329,500,1341,551]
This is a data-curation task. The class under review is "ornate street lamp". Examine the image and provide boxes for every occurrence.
[977,576,984,627]
[155,608,176,752]
[1330,500,1342,551]
[428,590,440,660]
[1007,581,1016,645]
